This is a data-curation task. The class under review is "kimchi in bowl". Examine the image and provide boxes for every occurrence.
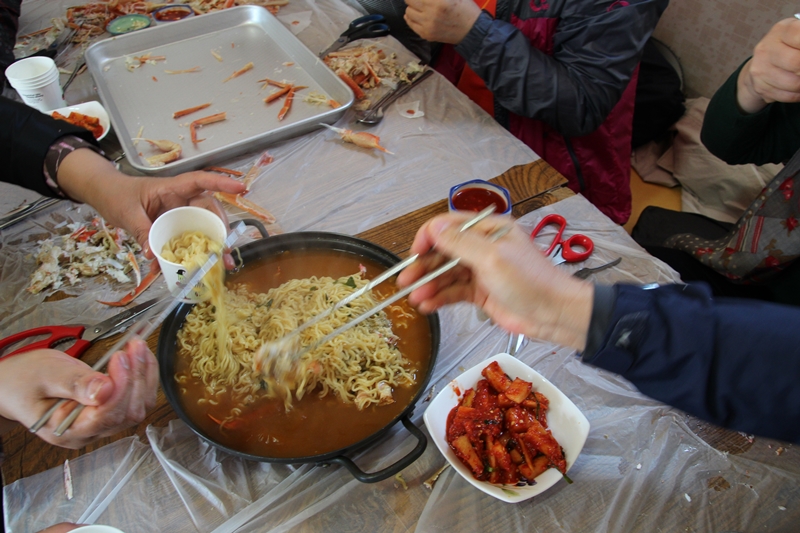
[423,352,589,503]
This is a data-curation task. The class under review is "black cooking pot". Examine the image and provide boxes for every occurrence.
[158,226,439,483]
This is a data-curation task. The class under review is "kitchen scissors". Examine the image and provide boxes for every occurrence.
[319,14,390,57]
[0,297,161,359]
[531,213,594,265]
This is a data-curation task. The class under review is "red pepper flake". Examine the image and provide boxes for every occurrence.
[152,76,158,82]
[406,109,414,114]
[291,20,299,25]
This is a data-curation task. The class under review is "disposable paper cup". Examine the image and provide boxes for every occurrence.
[70,527,126,533]
[448,179,512,215]
[149,206,227,303]
[5,56,66,112]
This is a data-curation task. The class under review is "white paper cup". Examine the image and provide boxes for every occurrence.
[5,56,66,112]
[149,206,227,303]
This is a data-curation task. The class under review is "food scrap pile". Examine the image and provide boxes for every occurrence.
[28,217,143,294]
[446,362,569,485]
[322,45,424,107]
[51,110,104,139]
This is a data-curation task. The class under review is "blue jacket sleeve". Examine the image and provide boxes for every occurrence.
[1,96,96,197]
[454,0,668,136]
[582,283,800,443]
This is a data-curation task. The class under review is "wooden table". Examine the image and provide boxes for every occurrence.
[0,160,572,485]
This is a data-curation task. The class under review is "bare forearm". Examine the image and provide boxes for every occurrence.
[56,148,130,207]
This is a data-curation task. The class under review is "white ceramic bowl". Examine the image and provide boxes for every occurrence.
[50,100,111,141]
[423,352,590,503]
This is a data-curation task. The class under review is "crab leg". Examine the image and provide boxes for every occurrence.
[204,166,243,176]
[337,71,365,99]
[214,192,276,224]
[173,103,211,119]
[278,86,297,121]
[242,165,259,191]
[264,85,290,103]
[132,138,182,166]
[127,251,142,288]
[318,123,393,154]
[257,77,288,88]
[190,112,226,144]
[164,67,202,74]
[222,61,253,83]
[97,261,162,307]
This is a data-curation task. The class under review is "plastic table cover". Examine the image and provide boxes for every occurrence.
[3,0,799,531]
[7,196,799,532]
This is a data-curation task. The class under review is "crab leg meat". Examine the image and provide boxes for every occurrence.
[222,61,253,83]
[337,71,365,99]
[190,112,226,144]
[278,86,297,121]
[173,102,211,119]
[164,67,201,74]
[264,85,290,103]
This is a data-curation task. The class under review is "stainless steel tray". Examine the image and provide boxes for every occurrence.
[85,6,353,175]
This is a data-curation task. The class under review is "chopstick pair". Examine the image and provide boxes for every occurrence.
[256,206,511,369]
[30,222,247,437]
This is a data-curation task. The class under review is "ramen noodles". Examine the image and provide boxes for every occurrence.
[163,230,228,359]
[177,273,417,415]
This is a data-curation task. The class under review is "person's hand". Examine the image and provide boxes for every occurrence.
[404,0,482,44]
[0,338,157,449]
[56,149,247,268]
[396,213,594,350]
[737,17,800,113]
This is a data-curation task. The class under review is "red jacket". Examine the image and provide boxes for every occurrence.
[434,0,668,224]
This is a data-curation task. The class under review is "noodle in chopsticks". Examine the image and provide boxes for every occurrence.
[177,273,417,414]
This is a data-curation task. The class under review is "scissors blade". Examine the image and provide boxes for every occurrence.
[549,245,566,266]
[319,37,348,58]
[82,297,162,342]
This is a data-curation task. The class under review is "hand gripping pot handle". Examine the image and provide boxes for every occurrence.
[324,416,427,483]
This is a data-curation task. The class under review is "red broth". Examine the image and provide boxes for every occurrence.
[451,187,507,213]
[175,249,432,458]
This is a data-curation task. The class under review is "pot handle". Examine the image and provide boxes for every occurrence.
[232,218,269,238]
[325,415,427,483]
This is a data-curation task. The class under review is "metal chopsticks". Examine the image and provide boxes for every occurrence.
[31,222,247,436]
[0,197,61,230]
[258,206,510,367]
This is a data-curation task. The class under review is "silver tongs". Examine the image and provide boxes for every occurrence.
[257,206,510,369]
[30,222,247,437]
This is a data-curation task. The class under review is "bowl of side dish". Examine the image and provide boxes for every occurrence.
[423,352,590,503]
[49,100,110,141]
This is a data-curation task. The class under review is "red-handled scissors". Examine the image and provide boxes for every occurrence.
[0,297,161,359]
[531,214,594,265]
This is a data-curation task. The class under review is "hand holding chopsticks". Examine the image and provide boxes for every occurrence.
[397,210,597,352]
